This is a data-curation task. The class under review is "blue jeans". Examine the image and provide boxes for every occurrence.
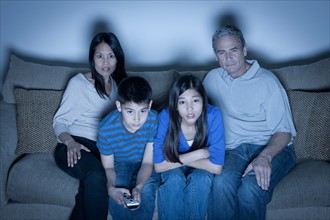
[158,166,214,220]
[207,144,296,220]
[108,161,160,220]
[54,136,108,220]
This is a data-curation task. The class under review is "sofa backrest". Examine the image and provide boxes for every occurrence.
[272,58,330,161]
[3,54,329,105]
[271,58,330,91]
[1,55,179,111]
[2,55,89,104]
[2,54,329,161]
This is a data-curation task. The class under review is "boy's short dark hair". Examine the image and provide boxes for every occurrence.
[117,76,152,104]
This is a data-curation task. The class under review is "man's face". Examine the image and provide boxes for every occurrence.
[116,101,152,133]
[214,35,247,78]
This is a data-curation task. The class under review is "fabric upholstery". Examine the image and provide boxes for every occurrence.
[0,101,17,207]
[1,54,330,220]
[272,58,330,91]
[267,160,330,209]
[6,154,78,207]
[2,55,88,104]
[0,203,72,220]
[127,70,177,111]
[178,70,208,81]
[288,90,330,160]
[15,88,63,154]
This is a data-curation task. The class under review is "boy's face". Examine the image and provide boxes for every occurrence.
[116,101,152,133]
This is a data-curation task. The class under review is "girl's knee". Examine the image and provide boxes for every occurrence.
[160,169,185,183]
[189,170,213,186]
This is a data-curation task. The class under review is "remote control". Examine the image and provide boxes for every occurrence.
[123,193,140,210]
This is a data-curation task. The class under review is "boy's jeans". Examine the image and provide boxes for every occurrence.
[158,166,214,220]
[207,144,296,220]
[108,161,160,220]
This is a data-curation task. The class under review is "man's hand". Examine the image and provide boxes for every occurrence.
[243,155,272,190]
[65,140,90,167]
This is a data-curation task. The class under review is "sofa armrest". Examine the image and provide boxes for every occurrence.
[0,100,19,207]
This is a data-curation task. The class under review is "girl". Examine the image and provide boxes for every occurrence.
[153,75,226,220]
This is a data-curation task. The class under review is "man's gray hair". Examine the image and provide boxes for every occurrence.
[212,25,246,51]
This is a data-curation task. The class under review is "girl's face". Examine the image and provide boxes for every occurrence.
[177,88,203,127]
[94,42,117,80]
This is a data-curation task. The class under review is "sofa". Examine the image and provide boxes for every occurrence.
[0,54,329,220]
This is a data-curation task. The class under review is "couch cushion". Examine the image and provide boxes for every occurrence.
[288,90,330,161]
[15,88,63,155]
[7,154,78,207]
[272,58,330,91]
[2,54,88,104]
[178,70,208,81]
[127,70,177,111]
[268,160,330,209]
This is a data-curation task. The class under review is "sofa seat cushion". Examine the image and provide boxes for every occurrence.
[7,153,78,207]
[267,160,330,209]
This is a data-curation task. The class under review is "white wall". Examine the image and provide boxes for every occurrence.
[1,0,329,94]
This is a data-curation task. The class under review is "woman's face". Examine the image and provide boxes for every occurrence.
[177,88,203,127]
[94,42,117,80]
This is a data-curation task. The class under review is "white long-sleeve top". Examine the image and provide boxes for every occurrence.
[53,73,117,142]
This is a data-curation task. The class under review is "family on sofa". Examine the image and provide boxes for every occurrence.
[53,25,297,220]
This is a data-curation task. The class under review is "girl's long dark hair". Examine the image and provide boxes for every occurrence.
[163,75,209,163]
[89,32,127,98]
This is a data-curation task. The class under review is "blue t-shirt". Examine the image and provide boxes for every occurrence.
[97,109,158,162]
[153,104,226,165]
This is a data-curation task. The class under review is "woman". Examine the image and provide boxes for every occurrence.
[53,32,127,220]
[153,75,226,220]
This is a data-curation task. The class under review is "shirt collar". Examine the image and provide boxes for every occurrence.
[225,60,260,80]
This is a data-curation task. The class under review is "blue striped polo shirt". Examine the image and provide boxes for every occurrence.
[97,109,158,162]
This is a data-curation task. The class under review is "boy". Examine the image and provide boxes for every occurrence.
[97,76,159,220]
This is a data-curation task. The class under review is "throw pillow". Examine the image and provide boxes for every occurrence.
[15,88,64,155]
[288,90,330,161]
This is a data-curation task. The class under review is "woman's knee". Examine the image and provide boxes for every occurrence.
[54,144,71,172]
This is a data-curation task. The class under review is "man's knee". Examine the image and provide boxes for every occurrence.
[238,177,270,205]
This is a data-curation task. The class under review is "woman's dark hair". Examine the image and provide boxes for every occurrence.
[89,32,127,98]
[163,75,209,163]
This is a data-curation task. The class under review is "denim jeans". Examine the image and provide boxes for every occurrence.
[108,161,160,220]
[207,144,296,220]
[54,136,108,220]
[158,166,214,220]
